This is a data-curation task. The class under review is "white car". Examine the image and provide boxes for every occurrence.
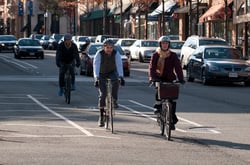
[116,38,137,60]
[180,35,228,69]
[129,39,158,62]
[72,36,90,51]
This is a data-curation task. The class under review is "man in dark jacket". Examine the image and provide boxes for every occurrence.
[56,33,80,96]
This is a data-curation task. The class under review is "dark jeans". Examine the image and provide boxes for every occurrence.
[98,71,119,108]
[59,64,75,88]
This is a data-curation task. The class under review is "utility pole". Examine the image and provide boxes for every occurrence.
[120,0,123,37]
[161,0,165,36]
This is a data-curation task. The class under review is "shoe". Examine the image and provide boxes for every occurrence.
[98,116,105,127]
[154,108,161,114]
[113,100,119,108]
[58,88,63,96]
[71,84,76,90]
[170,124,176,130]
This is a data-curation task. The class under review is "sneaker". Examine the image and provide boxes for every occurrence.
[58,88,63,96]
[71,84,76,90]
[114,100,119,108]
[98,116,105,127]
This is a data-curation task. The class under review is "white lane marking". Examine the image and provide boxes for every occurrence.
[0,55,38,69]
[27,95,94,136]
[127,100,221,134]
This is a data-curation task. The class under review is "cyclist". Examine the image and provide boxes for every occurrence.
[148,36,185,130]
[93,39,125,127]
[56,33,80,96]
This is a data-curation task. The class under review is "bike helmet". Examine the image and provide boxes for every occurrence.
[103,38,114,46]
[158,36,171,51]
[64,33,72,40]
[158,36,171,44]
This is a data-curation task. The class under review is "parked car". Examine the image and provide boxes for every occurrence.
[0,35,17,52]
[129,39,158,62]
[47,33,64,50]
[180,35,228,69]
[186,45,250,86]
[80,43,130,77]
[116,38,137,60]
[95,35,117,43]
[29,34,43,40]
[14,38,44,59]
[39,35,50,49]
[169,40,185,59]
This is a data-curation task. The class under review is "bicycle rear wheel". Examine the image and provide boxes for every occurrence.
[110,97,114,133]
[64,72,71,104]
[165,102,172,141]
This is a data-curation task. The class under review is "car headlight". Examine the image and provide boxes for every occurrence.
[144,50,153,56]
[245,67,250,72]
[208,65,220,71]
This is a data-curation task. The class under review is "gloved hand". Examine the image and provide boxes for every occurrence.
[120,77,125,86]
[179,79,186,84]
[94,80,99,87]
[76,63,80,68]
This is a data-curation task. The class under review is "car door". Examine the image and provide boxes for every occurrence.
[191,48,204,78]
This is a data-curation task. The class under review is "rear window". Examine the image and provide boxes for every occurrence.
[204,47,241,59]
[200,39,228,46]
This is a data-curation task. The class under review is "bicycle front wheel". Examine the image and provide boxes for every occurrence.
[165,102,172,141]
[160,103,166,136]
[64,74,71,104]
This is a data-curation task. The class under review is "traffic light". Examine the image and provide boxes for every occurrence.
[18,0,24,16]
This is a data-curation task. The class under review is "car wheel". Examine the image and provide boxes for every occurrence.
[40,55,44,59]
[139,53,144,63]
[186,67,194,82]
[202,70,210,85]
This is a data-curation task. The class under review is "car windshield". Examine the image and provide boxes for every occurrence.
[78,37,88,42]
[0,35,17,41]
[120,40,136,46]
[19,39,41,46]
[204,48,242,59]
[170,42,184,49]
[199,39,228,46]
[141,41,158,47]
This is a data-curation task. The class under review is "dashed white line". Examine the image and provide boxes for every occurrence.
[27,95,94,137]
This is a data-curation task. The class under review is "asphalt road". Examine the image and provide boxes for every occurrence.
[0,51,250,165]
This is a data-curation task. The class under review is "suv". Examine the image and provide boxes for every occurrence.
[180,35,228,69]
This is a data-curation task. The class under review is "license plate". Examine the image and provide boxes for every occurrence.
[30,52,35,55]
[229,72,238,78]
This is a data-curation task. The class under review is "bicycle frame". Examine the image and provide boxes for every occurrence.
[155,82,180,141]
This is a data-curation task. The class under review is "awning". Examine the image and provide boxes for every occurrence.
[149,0,177,16]
[174,3,208,14]
[109,3,132,15]
[199,0,233,23]
[147,15,172,22]
[88,9,110,20]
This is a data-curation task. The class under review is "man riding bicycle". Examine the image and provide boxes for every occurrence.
[93,39,125,127]
[149,36,185,130]
[56,33,80,96]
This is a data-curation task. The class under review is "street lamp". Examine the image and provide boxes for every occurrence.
[44,10,48,35]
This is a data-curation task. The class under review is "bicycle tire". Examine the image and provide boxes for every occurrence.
[160,103,166,136]
[64,70,71,104]
[105,95,111,130]
[110,97,114,133]
[166,101,172,141]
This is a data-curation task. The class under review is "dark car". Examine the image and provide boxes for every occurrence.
[186,45,250,86]
[0,35,17,52]
[47,33,64,50]
[14,38,44,59]
[80,43,130,77]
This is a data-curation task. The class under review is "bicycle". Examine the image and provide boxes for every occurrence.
[155,81,180,141]
[63,64,73,104]
[105,78,115,133]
